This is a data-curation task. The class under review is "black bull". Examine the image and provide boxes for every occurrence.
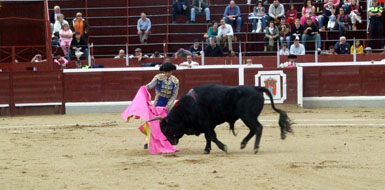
[152,84,293,154]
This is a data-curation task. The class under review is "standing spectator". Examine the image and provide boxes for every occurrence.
[324,0,340,7]
[264,21,279,51]
[68,32,88,61]
[290,38,306,55]
[217,19,234,52]
[334,7,350,37]
[291,19,303,43]
[172,0,190,23]
[278,19,291,47]
[114,49,126,59]
[300,0,316,26]
[31,54,47,63]
[54,55,68,70]
[268,0,285,24]
[191,0,210,23]
[368,0,384,49]
[286,4,298,26]
[302,18,321,51]
[59,23,73,56]
[334,36,350,54]
[72,12,89,39]
[251,1,267,33]
[279,43,290,55]
[346,0,362,30]
[223,1,243,32]
[189,39,203,57]
[179,55,199,67]
[204,21,218,44]
[350,39,363,54]
[318,0,337,31]
[205,38,223,57]
[50,5,61,25]
[137,12,151,44]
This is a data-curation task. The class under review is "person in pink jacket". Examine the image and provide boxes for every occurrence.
[324,0,340,7]
[300,0,317,26]
[59,23,73,56]
[54,55,68,70]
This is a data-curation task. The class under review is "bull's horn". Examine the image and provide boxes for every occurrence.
[147,116,164,122]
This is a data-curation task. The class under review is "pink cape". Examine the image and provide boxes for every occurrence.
[121,86,178,154]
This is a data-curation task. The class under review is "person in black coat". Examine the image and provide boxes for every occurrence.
[204,38,223,57]
[50,5,61,24]
[67,32,89,61]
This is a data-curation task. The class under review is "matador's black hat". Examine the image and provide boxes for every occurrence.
[159,62,176,72]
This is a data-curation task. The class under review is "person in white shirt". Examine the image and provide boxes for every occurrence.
[279,54,297,68]
[216,19,234,51]
[279,43,290,55]
[179,55,199,68]
[290,38,306,55]
[114,49,126,59]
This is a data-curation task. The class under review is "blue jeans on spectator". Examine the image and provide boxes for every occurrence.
[224,16,242,32]
[318,15,336,29]
[172,2,190,22]
[67,48,89,61]
[302,34,321,50]
[191,7,210,22]
[334,22,348,37]
[280,36,290,47]
[252,16,267,31]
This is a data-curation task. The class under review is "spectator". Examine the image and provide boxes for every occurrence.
[72,12,89,38]
[291,19,303,42]
[204,21,218,44]
[341,0,354,10]
[50,5,61,25]
[300,0,316,26]
[324,0,340,7]
[286,4,298,26]
[59,23,73,56]
[268,0,285,24]
[179,55,199,67]
[302,18,321,51]
[191,0,210,23]
[189,39,203,57]
[137,12,151,44]
[205,38,223,57]
[364,47,372,54]
[346,0,362,30]
[223,1,242,32]
[279,43,290,55]
[279,54,297,68]
[114,49,126,59]
[350,39,363,54]
[31,54,47,63]
[334,7,350,37]
[290,38,306,55]
[328,45,337,54]
[245,58,253,65]
[175,48,193,58]
[278,18,291,47]
[129,48,148,61]
[228,50,237,57]
[150,51,164,58]
[318,0,337,31]
[142,56,168,67]
[54,55,68,70]
[334,36,350,54]
[264,21,279,51]
[52,14,69,37]
[217,19,234,52]
[172,0,190,23]
[251,1,267,33]
[368,0,384,49]
[68,32,88,61]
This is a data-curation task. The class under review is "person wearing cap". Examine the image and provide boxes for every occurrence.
[290,38,306,55]
[146,62,179,110]
[364,47,372,54]
[279,54,297,68]
[129,48,148,61]
[189,39,203,57]
[368,0,384,49]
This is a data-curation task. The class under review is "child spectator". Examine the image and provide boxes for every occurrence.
[300,0,316,26]
[286,4,298,26]
[350,40,363,54]
[346,0,362,30]
[59,23,73,56]
[279,43,290,55]
[54,55,68,70]
[328,45,337,55]
[189,39,203,57]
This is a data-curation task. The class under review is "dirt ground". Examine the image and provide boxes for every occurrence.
[1,105,385,190]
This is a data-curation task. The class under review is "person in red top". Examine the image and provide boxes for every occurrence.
[324,0,340,7]
[286,4,297,26]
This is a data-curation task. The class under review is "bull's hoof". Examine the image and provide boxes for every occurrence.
[254,148,259,154]
[281,133,286,140]
[221,145,228,153]
[240,142,247,149]
[203,150,210,154]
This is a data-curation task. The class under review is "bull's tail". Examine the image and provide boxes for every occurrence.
[257,87,293,140]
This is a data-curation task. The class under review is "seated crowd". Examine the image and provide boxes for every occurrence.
[47,0,383,68]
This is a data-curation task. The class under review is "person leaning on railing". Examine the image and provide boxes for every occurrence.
[334,36,350,54]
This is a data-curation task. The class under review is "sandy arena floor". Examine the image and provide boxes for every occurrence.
[1,105,385,189]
